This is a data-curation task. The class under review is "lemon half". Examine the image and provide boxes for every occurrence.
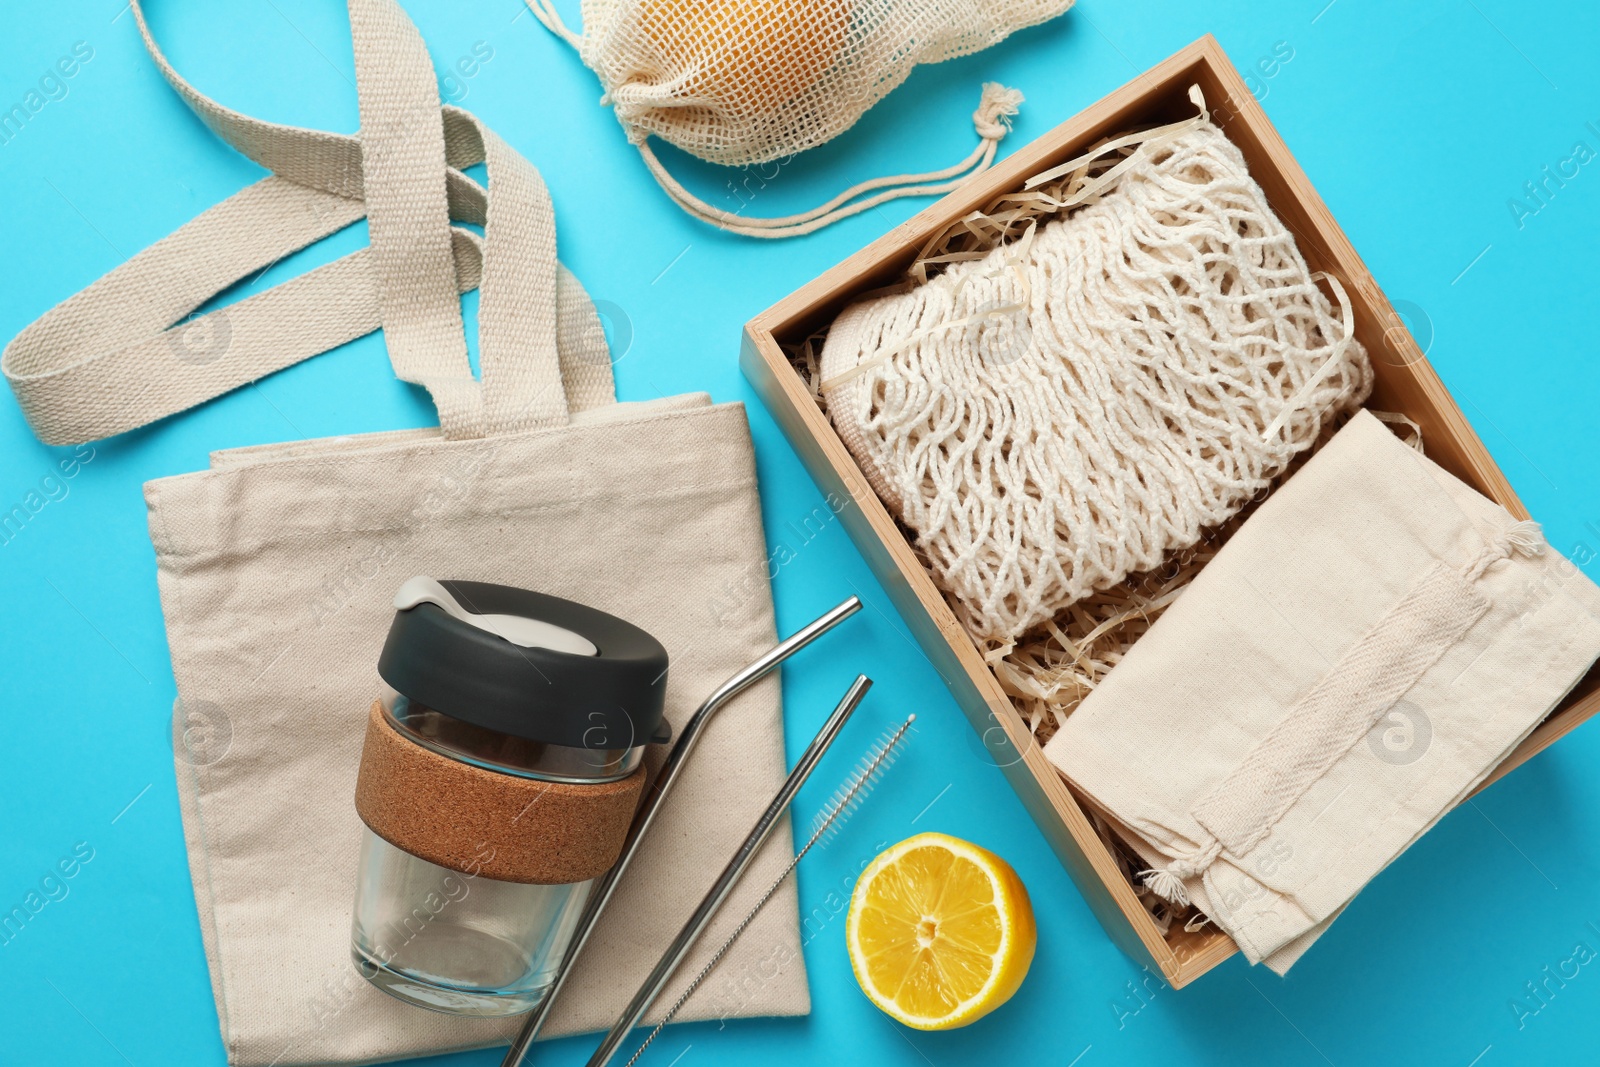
[846,832,1037,1030]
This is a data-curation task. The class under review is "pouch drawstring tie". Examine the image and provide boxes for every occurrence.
[1463,519,1545,581]
[1139,837,1221,907]
[633,84,1026,239]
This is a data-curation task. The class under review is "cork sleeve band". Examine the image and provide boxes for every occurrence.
[354,701,646,885]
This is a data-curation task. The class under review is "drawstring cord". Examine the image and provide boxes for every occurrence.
[634,84,1026,238]
[524,0,585,48]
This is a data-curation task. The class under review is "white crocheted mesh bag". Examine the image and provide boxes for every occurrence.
[819,96,1374,650]
[527,0,1074,235]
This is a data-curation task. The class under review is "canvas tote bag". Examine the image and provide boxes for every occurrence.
[1,1,810,1063]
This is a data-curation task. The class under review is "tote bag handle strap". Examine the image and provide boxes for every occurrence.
[3,0,594,445]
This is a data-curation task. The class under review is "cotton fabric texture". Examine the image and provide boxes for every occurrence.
[2,1,808,1063]
[160,401,805,1064]
[820,112,1371,650]
[527,0,1074,235]
[1047,410,1600,973]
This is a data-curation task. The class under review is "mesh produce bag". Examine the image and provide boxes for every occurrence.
[527,0,1075,235]
[819,93,1372,652]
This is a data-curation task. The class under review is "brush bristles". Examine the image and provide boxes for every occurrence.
[806,716,914,848]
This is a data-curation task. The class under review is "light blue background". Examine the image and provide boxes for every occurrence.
[3,1,1599,1064]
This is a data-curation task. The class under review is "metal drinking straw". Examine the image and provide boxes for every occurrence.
[500,597,863,1067]
[586,674,874,1067]
[618,711,916,1067]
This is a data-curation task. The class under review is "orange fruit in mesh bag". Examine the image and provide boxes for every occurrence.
[630,0,851,116]
[846,832,1037,1029]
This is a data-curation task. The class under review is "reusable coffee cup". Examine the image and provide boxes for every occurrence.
[350,576,670,1015]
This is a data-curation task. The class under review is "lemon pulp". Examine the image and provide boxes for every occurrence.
[847,832,1036,1029]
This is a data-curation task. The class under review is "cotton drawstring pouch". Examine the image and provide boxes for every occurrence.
[1,2,810,1063]
[1047,409,1600,974]
[526,0,1075,236]
[819,90,1373,654]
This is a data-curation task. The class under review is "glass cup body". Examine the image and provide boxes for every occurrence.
[350,829,591,1015]
[350,691,637,1016]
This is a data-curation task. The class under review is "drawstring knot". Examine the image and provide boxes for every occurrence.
[1463,518,1545,581]
[1138,837,1221,907]
[972,83,1025,141]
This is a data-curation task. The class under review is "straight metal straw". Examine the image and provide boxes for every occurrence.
[500,597,863,1067]
[586,674,874,1067]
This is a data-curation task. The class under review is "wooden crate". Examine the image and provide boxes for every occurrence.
[740,34,1600,985]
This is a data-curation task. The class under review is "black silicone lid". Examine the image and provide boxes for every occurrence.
[377,580,669,750]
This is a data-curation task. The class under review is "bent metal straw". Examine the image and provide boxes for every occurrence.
[586,675,876,1067]
[501,597,863,1067]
